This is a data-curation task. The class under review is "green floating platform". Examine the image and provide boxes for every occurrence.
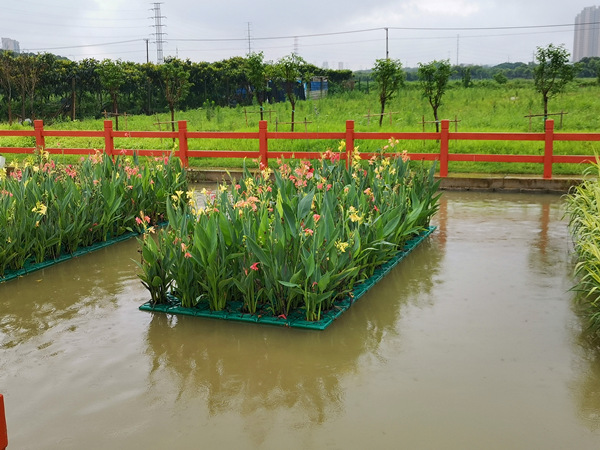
[139,226,436,330]
[0,231,138,283]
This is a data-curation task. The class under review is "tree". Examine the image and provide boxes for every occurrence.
[533,44,575,120]
[159,58,192,132]
[245,52,269,120]
[273,54,310,131]
[13,54,51,121]
[0,51,16,124]
[96,59,126,130]
[371,58,404,126]
[459,66,472,88]
[493,71,508,85]
[418,59,453,132]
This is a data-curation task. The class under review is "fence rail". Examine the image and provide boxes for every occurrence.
[0,119,598,179]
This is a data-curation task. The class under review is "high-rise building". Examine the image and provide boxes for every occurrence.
[1,38,20,53]
[573,6,600,61]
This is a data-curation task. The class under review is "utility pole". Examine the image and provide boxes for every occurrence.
[150,2,166,64]
[144,38,149,63]
[385,27,389,59]
[456,34,459,66]
[247,22,252,55]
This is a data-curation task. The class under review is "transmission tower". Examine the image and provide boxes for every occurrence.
[150,3,166,63]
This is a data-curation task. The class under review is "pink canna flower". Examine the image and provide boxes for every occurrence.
[250,262,260,271]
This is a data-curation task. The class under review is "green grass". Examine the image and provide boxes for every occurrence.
[2,79,600,174]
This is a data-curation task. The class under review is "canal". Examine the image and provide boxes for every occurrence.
[1,191,599,449]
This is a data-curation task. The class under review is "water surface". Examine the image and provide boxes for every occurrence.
[1,191,599,449]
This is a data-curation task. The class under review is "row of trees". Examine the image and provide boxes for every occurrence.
[0,51,352,127]
[0,44,583,129]
[372,44,575,128]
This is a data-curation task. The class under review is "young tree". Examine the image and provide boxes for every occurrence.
[371,58,404,126]
[245,52,269,120]
[493,71,508,85]
[418,59,453,132]
[459,66,472,88]
[159,58,193,132]
[273,53,310,131]
[96,59,126,130]
[533,44,575,120]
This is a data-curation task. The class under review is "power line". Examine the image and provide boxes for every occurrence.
[169,21,598,43]
[27,39,144,51]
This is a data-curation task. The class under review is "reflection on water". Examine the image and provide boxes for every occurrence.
[3,191,600,449]
[0,239,140,350]
[572,331,600,432]
[144,240,444,426]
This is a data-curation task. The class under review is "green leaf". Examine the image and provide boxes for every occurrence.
[297,189,315,221]
[246,236,271,268]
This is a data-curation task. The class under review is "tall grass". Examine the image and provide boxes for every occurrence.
[2,80,600,174]
[565,160,600,333]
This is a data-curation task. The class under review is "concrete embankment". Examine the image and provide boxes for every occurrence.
[186,168,586,194]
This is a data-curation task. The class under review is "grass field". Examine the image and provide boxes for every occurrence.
[2,79,599,175]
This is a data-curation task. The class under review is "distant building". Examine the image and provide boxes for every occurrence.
[573,6,600,61]
[1,38,20,53]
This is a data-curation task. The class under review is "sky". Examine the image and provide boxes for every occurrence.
[1,0,597,70]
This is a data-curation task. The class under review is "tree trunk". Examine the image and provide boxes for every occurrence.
[7,98,12,125]
[434,107,440,133]
[291,99,295,132]
[379,99,386,127]
[20,80,26,122]
[112,92,119,131]
[6,85,12,125]
[71,78,76,121]
[543,95,549,121]
[170,105,175,132]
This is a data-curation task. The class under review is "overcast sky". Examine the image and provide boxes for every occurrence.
[2,0,596,69]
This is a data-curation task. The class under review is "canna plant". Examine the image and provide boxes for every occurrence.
[138,142,441,321]
[0,150,188,279]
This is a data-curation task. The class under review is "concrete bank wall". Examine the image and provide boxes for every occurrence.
[186,168,585,194]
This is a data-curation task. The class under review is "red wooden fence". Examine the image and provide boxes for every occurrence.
[0,394,6,450]
[0,119,598,179]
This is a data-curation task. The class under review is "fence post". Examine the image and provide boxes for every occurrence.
[543,119,554,179]
[259,120,268,169]
[345,120,355,169]
[34,119,45,151]
[439,119,450,177]
[103,120,114,159]
[0,394,7,450]
[178,120,189,168]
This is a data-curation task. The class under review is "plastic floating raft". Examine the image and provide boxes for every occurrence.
[0,232,138,283]
[139,226,436,330]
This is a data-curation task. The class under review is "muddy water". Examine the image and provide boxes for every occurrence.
[1,191,600,449]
